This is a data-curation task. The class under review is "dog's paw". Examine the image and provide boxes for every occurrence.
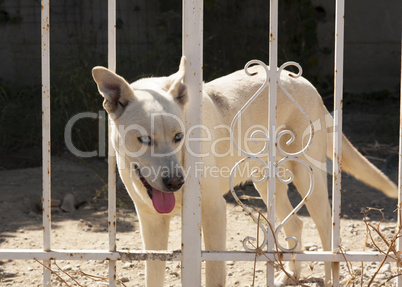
[275,270,296,287]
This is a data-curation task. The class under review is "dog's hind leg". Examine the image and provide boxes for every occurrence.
[292,164,332,286]
[137,211,172,287]
[202,177,227,287]
[253,180,303,286]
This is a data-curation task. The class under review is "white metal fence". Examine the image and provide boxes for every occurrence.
[0,0,401,286]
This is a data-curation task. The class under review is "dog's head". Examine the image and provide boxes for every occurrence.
[92,57,188,214]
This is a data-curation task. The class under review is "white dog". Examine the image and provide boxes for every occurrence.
[92,57,397,286]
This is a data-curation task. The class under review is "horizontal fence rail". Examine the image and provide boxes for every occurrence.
[0,249,401,263]
[0,0,401,286]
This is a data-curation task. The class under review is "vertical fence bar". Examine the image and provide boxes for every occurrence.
[398,35,402,287]
[41,0,52,286]
[332,0,345,286]
[107,0,117,286]
[181,0,203,286]
[267,0,278,286]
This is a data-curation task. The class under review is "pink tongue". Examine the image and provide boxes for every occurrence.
[152,188,175,214]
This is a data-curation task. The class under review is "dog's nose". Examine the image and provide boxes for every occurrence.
[163,175,184,191]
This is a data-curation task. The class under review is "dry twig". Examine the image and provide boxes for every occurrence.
[247,211,308,286]
[35,259,128,287]
[34,259,74,287]
[362,207,402,286]
[52,260,83,286]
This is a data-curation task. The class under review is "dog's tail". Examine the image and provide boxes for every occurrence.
[327,133,397,198]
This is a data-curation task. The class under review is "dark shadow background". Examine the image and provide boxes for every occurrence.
[0,0,400,161]
[0,0,400,221]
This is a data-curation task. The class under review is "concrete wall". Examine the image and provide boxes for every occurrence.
[0,1,41,85]
[0,0,400,93]
[0,0,166,86]
[313,0,401,93]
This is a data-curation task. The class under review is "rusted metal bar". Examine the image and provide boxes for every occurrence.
[332,0,345,286]
[203,251,402,263]
[107,0,117,286]
[181,0,203,286]
[267,0,278,285]
[0,250,181,261]
[41,0,51,286]
[1,249,400,263]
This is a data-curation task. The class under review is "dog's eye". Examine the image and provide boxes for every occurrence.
[174,132,184,143]
[138,136,153,146]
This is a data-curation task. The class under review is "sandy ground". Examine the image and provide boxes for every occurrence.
[0,144,400,287]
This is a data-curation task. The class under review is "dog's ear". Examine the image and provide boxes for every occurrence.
[167,56,188,106]
[92,67,134,119]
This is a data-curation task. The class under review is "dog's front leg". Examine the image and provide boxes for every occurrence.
[137,211,172,287]
[202,185,227,287]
